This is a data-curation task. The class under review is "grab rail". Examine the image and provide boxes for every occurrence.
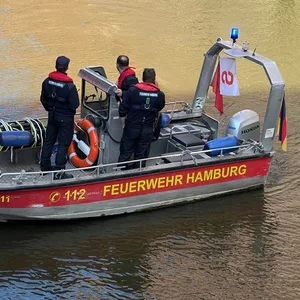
[164,101,192,119]
[0,141,262,187]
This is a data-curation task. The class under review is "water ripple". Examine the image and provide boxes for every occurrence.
[1,0,300,299]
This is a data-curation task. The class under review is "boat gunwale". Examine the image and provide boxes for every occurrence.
[0,151,272,192]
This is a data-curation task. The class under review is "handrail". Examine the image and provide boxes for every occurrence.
[0,141,259,184]
[164,101,192,119]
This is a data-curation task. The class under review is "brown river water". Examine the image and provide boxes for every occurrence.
[0,0,299,299]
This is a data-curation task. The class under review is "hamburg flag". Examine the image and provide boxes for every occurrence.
[210,61,223,115]
[278,95,287,151]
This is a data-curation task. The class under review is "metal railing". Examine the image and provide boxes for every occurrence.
[0,140,263,188]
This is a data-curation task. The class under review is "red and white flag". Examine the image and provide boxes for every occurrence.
[210,61,223,115]
[220,57,240,96]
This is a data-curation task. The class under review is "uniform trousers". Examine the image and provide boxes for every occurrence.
[118,125,153,169]
[40,114,74,171]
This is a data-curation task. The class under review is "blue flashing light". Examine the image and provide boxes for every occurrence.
[231,28,239,41]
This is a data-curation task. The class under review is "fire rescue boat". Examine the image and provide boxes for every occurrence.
[0,31,285,221]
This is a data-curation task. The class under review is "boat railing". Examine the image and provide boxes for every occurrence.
[0,140,262,187]
[164,101,192,118]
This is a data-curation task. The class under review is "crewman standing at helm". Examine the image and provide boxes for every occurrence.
[115,55,138,102]
[118,68,165,169]
[40,56,79,179]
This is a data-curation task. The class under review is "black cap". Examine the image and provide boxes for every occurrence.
[56,56,70,69]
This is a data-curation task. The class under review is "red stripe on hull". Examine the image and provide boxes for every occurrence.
[0,157,271,209]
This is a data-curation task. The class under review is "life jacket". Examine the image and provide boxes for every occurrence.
[117,67,136,89]
[48,71,74,103]
[131,82,161,112]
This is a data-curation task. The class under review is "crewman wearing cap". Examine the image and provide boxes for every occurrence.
[40,56,79,179]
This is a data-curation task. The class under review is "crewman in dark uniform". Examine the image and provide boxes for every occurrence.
[40,56,79,179]
[115,55,138,101]
[118,68,165,169]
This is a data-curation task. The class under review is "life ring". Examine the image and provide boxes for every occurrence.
[68,119,99,168]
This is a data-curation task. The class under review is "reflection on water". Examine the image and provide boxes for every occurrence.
[0,191,283,299]
[0,0,300,299]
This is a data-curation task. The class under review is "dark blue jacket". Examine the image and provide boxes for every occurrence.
[116,68,138,102]
[117,67,138,92]
[119,82,165,126]
[119,74,139,92]
[40,71,79,121]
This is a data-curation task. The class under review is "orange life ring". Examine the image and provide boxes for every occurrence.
[68,119,99,168]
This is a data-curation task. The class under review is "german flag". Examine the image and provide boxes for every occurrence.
[277,95,287,151]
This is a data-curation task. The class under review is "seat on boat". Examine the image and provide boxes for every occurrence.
[172,133,205,147]
[167,132,205,153]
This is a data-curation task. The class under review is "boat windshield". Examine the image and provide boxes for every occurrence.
[83,81,109,119]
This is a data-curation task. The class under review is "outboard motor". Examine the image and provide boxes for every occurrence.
[225,109,260,141]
